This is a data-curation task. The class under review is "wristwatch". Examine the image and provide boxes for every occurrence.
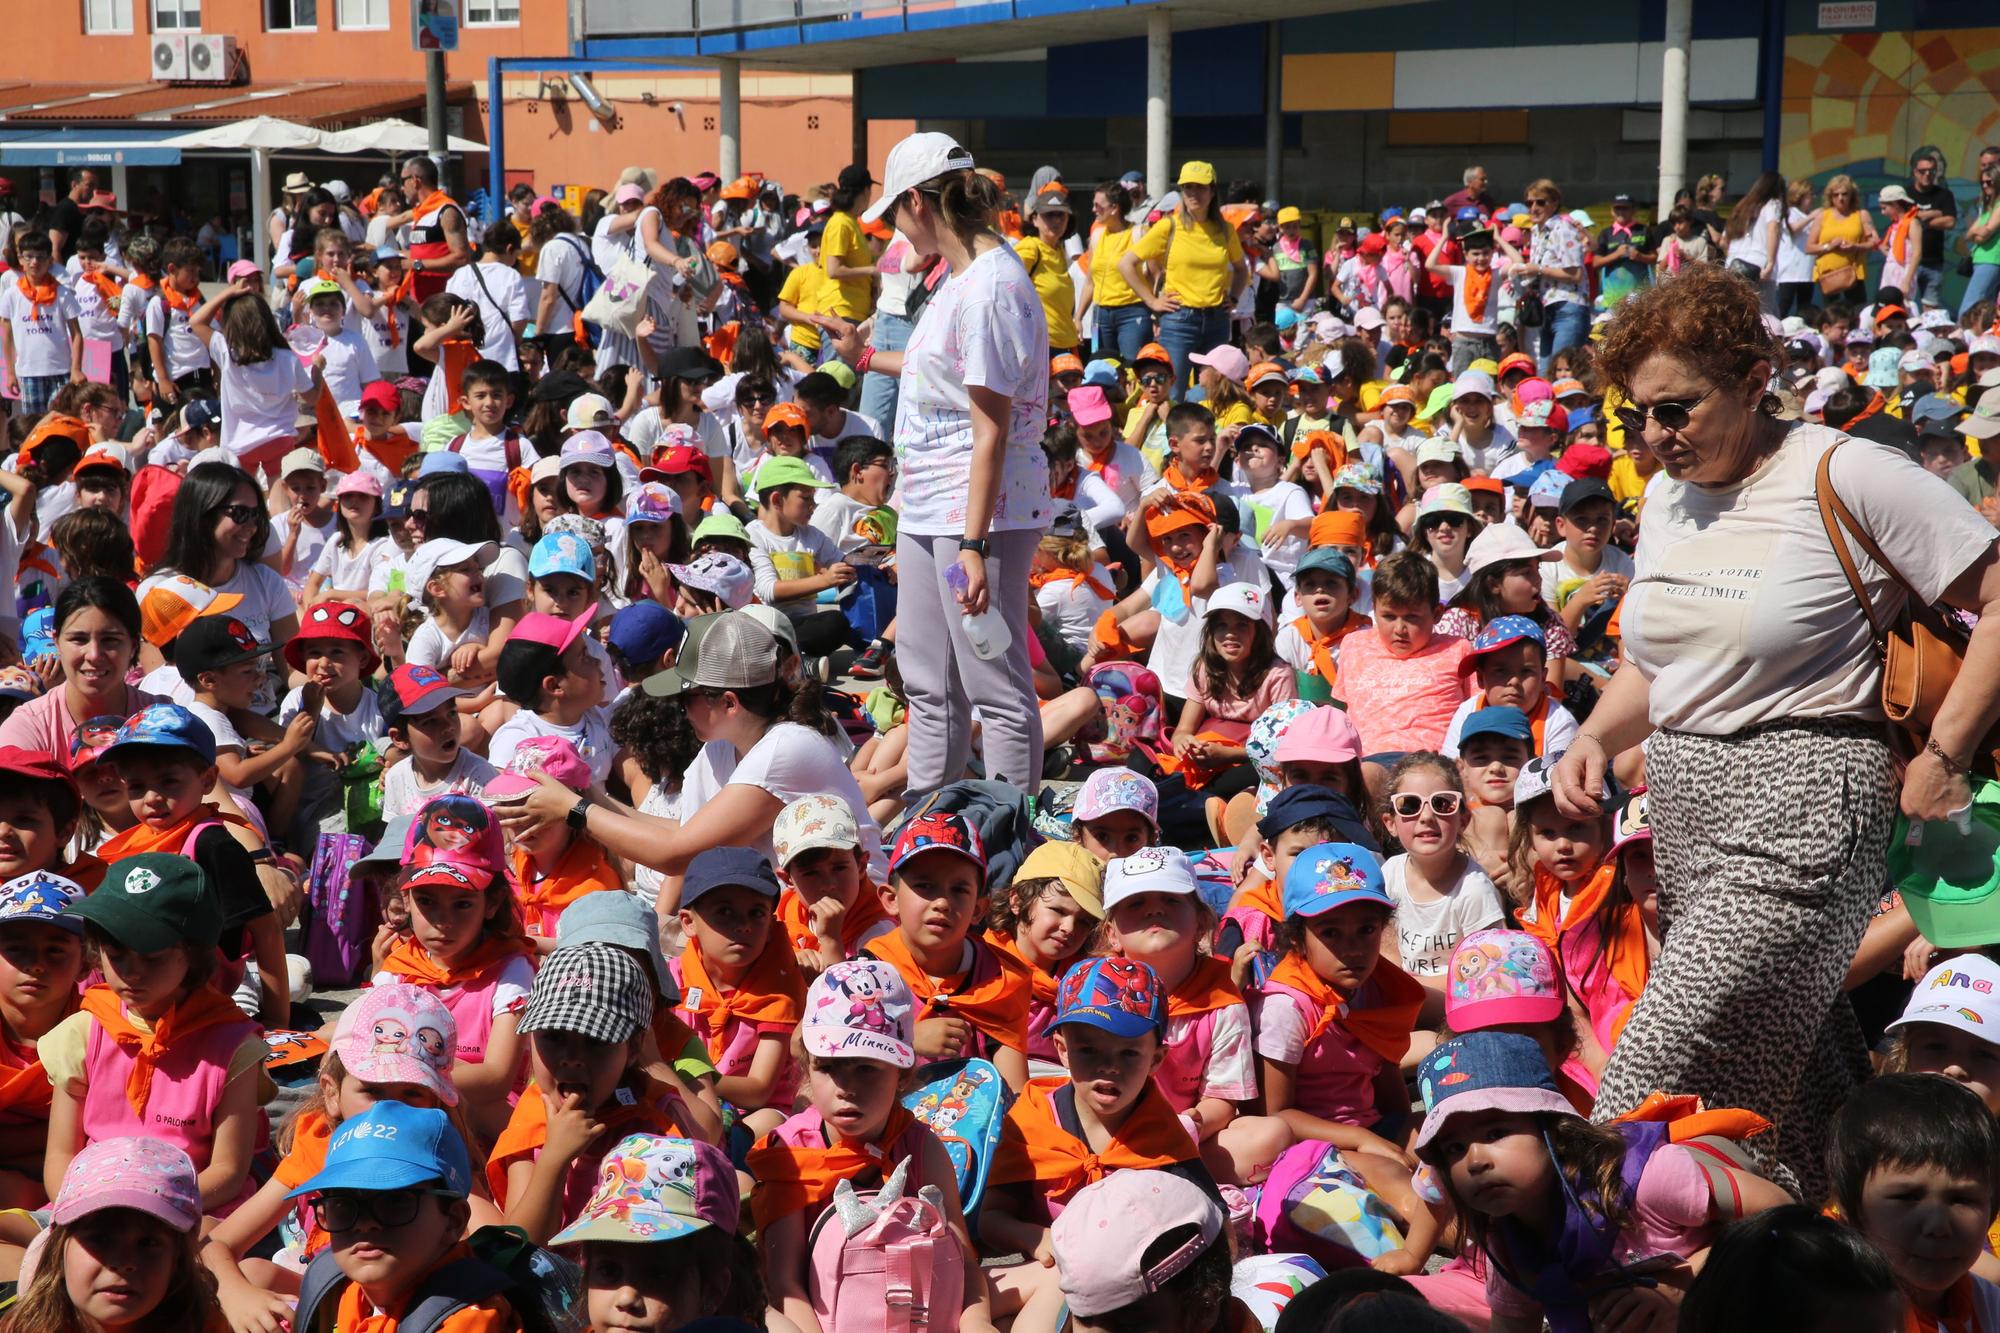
[412,258,426,272]
[957,538,990,557]
[567,797,591,831]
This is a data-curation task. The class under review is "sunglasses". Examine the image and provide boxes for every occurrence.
[740,389,778,404]
[1139,372,1172,387]
[407,510,430,527]
[213,502,261,525]
[315,1189,458,1232]
[1613,385,1716,435]
[1390,791,1464,819]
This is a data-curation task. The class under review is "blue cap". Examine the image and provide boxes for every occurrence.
[1502,202,1527,217]
[1459,705,1535,747]
[529,531,596,583]
[383,479,414,520]
[0,871,82,934]
[606,601,685,668]
[1414,1030,1578,1150]
[1469,614,1546,657]
[1275,306,1301,332]
[1380,206,1405,221]
[101,703,218,766]
[1256,785,1376,848]
[681,846,781,906]
[373,244,405,262]
[1527,469,1568,508]
[21,607,54,665]
[1912,393,1966,427]
[286,1101,472,1200]
[1082,359,1121,388]
[182,400,221,433]
[1053,956,1166,1039]
[1456,206,1482,221]
[417,451,470,478]
[1282,842,1392,919]
[1295,547,1356,582]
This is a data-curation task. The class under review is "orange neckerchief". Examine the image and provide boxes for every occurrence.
[333,1243,508,1333]
[381,933,532,991]
[357,424,418,475]
[866,929,1031,1052]
[1843,391,1889,430]
[1029,565,1116,603]
[98,803,239,863]
[161,281,201,314]
[511,837,618,933]
[1166,955,1244,1021]
[1230,872,1285,930]
[678,931,807,1062]
[377,271,415,347]
[14,275,58,319]
[1263,952,1425,1065]
[487,1076,689,1204]
[982,927,1061,1009]
[127,273,158,291]
[79,271,122,312]
[411,189,459,223]
[80,984,247,1117]
[1887,211,1916,266]
[775,883,891,958]
[1525,862,1651,1020]
[746,1105,918,1230]
[1293,610,1370,688]
[1463,265,1494,322]
[1164,460,1219,493]
[64,852,107,894]
[0,1020,62,1121]
[990,1075,1196,1200]
[1051,474,1077,501]
[1906,1275,1980,1333]
[276,1109,335,1255]
[440,338,477,414]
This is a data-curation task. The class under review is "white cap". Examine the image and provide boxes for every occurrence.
[410,537,496,588]
[564,393,616,433]
[1102,846,1200,912]
[1416,437,1461,467]
[1452,369,1497,401]
[1901,350,1935,373]
[530,454,563,485]
[1888,955,2000,1042]
[1970,333,2000,358]
[1513,753,1560,806]
[1878,184,1913,205]
[1204,581,1270,625]
[1462,520,1561,579]
[560,430,616,470]
[324,179,352,203]
[863,132,976,224]
[282,446,325,476]
[1813,366,1850,396]
[1354,307,1385,330]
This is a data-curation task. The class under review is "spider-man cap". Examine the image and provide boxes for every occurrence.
[889,811,987,877]
[1053,956,1166,1039]
[284,601,382,676]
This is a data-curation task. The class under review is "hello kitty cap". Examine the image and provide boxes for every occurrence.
[800,958,917,1068]
[549,1133,738,1246]
[331,982,461,1105]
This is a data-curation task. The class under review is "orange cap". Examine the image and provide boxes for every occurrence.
[1247,361,1289,389]
[720,176,757,201]
[1291,430,1348,469]
[1145,492,1216,540]
[706,240,740,269]
[1135,342,1172,367]
[862,217,893,240]
[1220,202,1263,229]
[1308,510,1369,549]
[1378,384,1419,407]
[1497,353,1536,377]
[1051,353,1086,378]
[18,414,89,470]
[1463,477,1506,495]
[762,402,810,433]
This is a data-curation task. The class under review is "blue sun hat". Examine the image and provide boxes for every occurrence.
[1413,1030,1580,1150]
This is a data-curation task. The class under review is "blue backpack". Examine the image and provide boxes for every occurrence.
[901,1057,1009,1220]
[553,234,607,348]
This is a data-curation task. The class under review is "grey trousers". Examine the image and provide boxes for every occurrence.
[897,528,1044,797]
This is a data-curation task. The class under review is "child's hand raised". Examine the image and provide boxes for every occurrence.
[808,894,847,944]
[543,1090,605,1161]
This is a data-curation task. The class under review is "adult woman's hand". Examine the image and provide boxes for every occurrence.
[1900,748,1972,824]
[1551,734,1610,818]
[955,548,989,616]
[493,770,577,839]
[830,321,868,365]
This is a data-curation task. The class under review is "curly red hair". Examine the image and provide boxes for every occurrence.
[1595,265,1778,397]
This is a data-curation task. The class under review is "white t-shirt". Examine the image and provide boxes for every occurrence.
[535,233,591,326]
[1540,541,1636,611]
[405,607,491,670]
[279,684,385,756]
[1036,574,1114,654]
[1275,615,1360,676]
[628,782,678,911]
[1775,205,1814,284]
[1441,261,1510,339]
[64,270,121,343]
[1441,694,1578,759]
[181,699,252,804]
[145,291,211,379]
[1623,423,1995,734]
[624,406,731,464]
[311,534,389,594]
[488,707,615,785]
[1381,855,1507,979]
[808,490,879,555]
[0,283,80,377]
[811,407,882,464]
[1724,199,1783,272]
[119,280,158,349]
[138,663,195,706]
[1141,562,1243,700]
[746,519,846,618]
[1239,480,1314,588]
[444,262,533,370]
[381,747,498,823]
[677,722,888,880]
[356,283,415,378]
[270,508,339,592]
[316,327,381,413]
[209,332,310,459]
[1082,440,1158,512]
[892,244,1053,537]
[148,562,294,714]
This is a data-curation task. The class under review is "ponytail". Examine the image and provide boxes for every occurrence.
[923,169,1005,242]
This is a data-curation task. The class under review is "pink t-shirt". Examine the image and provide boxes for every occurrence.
[0,684,159,760]
[1188,659,1299,728]
[1334,631,1472,754]
[1253,983,1386,1126]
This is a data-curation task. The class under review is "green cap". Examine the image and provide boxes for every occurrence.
[67,853,221,953]
[819,361,858,390]
[644,612,724,697]
[752,456,832,493]
[691,511,749,545]
[1422,383,1453,422]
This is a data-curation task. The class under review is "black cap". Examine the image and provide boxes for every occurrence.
[837,164,876,194]
[1457,224,1495,248]
[655,345,720,383]
[528,369,592,404]
[1558,477,1617,515]
[1257,784,1377,849]
[176,615,271,683]
[1611,193,1635,206]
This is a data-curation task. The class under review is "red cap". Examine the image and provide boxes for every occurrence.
[1556,443,1615,480]
[359,381,400,414]
[1358,233,1388,257]
[284,601,382,676]
[0,747,78,795]
[640,444,713,484]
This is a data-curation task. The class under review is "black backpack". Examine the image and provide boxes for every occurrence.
[292,1226,580,1333]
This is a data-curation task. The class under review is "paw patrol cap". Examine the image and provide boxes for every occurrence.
[550,1133,738,1246]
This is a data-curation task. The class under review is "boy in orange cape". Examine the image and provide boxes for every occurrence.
[772,793,894,976]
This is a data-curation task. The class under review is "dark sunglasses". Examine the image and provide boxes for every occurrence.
[406,509,430,526]
[739,388,778,404]
[315,1189,458,1232]
[1613,385,1716,435]
[1139,372,1172,387]
[213,502,261,525]
[1390,791,1464,819]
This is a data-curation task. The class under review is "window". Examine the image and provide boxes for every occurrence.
[336,0,386,25]
[465,0,518,24]
[85,0,134,31]
[150,0,199,28]
[266,0,316,29]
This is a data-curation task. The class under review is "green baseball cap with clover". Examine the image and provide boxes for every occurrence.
[67,853,221,953]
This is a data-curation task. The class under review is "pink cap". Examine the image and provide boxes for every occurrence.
[226,259,263,281]
[1053,1170,1224,1318]
[613,183,646,205]
[485,735,593,800]
[510,606,595,656]
[1067,384,1113,426]
[1189,344,1250,383]
[51,1138,202,1233]
[800,959,918,1068]
[333,471,384,498]
[1273,705,1362,765]
[331,983,460,1105]
[1073,765,1159,830]
[1444,929,1564,1031]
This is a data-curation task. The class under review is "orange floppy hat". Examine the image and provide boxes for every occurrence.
[1309,510,1369,548]
[1145,492,1216,540]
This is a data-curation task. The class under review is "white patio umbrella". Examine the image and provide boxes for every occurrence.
[165,118,327,274]
[318,119,485,156]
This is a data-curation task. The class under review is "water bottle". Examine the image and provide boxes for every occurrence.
[944,559,1012,661]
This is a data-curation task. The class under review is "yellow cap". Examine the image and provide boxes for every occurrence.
[1177,160,1217,187]
[1014,841,1107,919]
[1468,358,1500,378]
[1276,206,1303,225]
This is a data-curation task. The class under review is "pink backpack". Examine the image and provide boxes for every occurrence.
[807,1158,965,1333]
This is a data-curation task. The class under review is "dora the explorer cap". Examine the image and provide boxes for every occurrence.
[67,853,221,953]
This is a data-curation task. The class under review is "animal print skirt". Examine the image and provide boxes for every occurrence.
[1591,718,1897,1204]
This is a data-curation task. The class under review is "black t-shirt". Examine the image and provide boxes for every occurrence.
[193,823,272,960]
[45,198,84,260]
[1909,181,1959,265]
[1595,224,1655,284]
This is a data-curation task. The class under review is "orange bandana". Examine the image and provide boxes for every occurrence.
[487,1076,690,1205]
[746,1105,918,1230]
[677,931,807,1062]
[1524,862,1651,1027]
[1166,955,1244,1021]
[982,927,1061,1009]
[98,804,241,864]
[411,189,459,224]
[1905,1275,1980,1333]
[0,1023,60,1121]
[1263,952,1425,1065]
[866,929,1031,1053]
[1164,460,1219,494]
[380,934,532,992]
[161,281,201,314]
[128,273,158,291]
[1230,873,1285,931]
[1463,265,1494,322]
[1292,611,1369,688]
[14,275,58,319]
[774,883,892,958]
[990,1076,1196,1202]
[357,424,418,475]
[1029,566,1116,603]
[1886,211,1916,267]
[440,338,477,415]
[80,984,248,1117]
[377,270,415,348]
[80,271,122,313]
[512,838,619,933]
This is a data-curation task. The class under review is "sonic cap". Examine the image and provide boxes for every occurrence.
[287,1101,473,1200]
[0,870,82,934]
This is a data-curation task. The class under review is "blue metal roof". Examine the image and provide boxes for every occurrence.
[0,128,185,167]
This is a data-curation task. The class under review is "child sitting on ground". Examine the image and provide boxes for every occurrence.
[403,537,492,685]
[1377,753,1506,1023]
[1441,616,1578,759]
[1071,767,1160,865]
[176,615,322,853]
[1051,1169,1258,1333]
[378,665,497,822]
[1158,583,1296,846]
[1455,706,1534,893]
[1886,954,2000,1120]
[487,739,617,946]
[1276,549,1371,703]
[0,871,85,1207]
[982,841,1105,1066]
[279,601,387,823]
[1221,778,1378,978]
[1032,506,1116,659]
[488,609,614,786]
[772,793,895,977]
[1333,552,1471,776]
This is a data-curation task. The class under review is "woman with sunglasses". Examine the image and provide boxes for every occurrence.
[1550,263,2000,1204]
[1806,174,1877,301]
[1077,181,1149,364]
[1958,165,2000,321]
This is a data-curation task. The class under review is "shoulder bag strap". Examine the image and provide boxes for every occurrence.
[467,261,525,361]
[1813,441,1889,656]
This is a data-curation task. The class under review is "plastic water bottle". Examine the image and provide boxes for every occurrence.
[944,560,1012,661]
[1900,780,2000,887]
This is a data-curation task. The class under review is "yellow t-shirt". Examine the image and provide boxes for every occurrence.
[1607,453,1651,505]
[1602,384,1629,455]
[41,1007,269,1097]
[1132,213,1244,311]
[1015,236,1078,351]
[778,262,831,353]
[819,211,875,321]
[1213,399,1257,431]
[1088,226,1143,309]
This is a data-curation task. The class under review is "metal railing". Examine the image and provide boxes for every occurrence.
[582,0,982,38]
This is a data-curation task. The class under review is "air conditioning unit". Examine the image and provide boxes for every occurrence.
[150,33,189,82]
[185,34,239,83]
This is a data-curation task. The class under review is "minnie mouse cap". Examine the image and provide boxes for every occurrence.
[332,982,460,1105]
[800,958,917,1068]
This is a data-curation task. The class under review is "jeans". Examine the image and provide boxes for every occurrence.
[1777,282,1816,318]
[1961,264,2000,321]
[1156,304,1232,401]
[1535,300,1590,377]
[1910,264,1945,310]
[858,309,913,437]
[1094,302,1151,363]
[1450,334,1499,375]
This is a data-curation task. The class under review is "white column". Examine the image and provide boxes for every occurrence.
[718,59,742,183]
[1658,0,1692,210]
[110,163,130,213]
[1146,10,1171,202]
[250,147,272,275]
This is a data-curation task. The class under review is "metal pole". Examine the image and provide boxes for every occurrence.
[251,147,271,274]
[1759,0,1783,172]
[426,48,448,187]
[718,58,742,182]
[851,69,867,177]
[1264,22,1281,201]
[488,56,506,226]
[1658,0,1692,211]
[1146,10,1171,202]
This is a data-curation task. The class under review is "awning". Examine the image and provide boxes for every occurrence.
[0,128,184,167]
